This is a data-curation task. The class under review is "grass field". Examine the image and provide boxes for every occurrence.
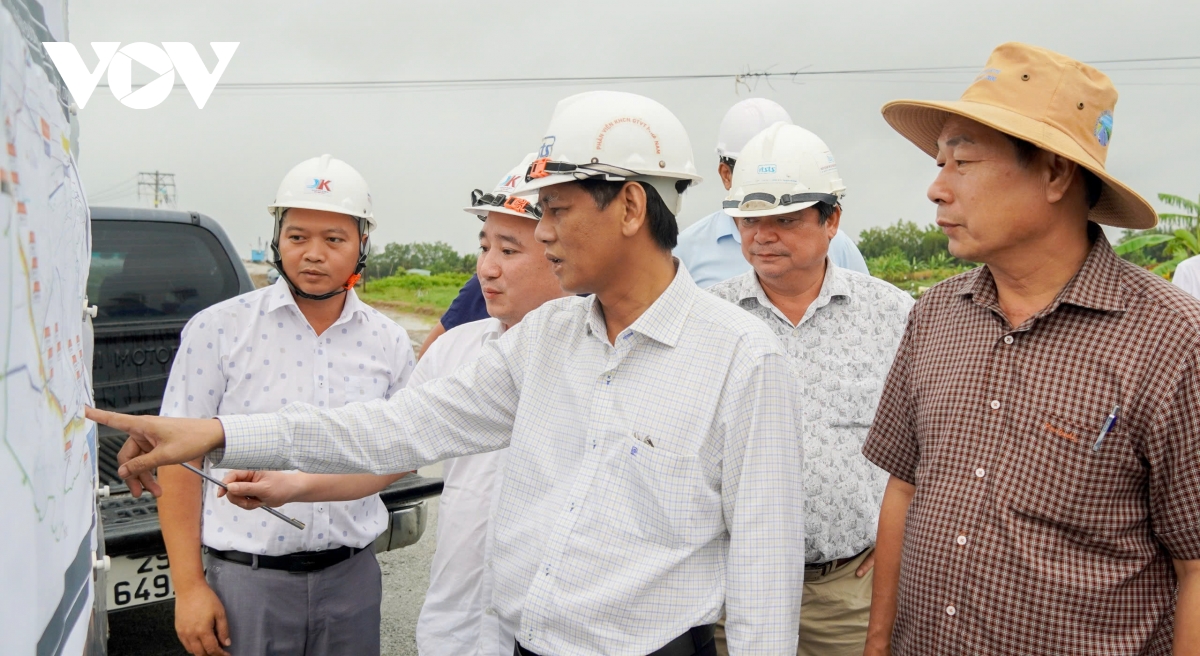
[866,253,974,297]
[357,272,471,316]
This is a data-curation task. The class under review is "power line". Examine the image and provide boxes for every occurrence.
[86,175,136,198]
[95,55,1200,93]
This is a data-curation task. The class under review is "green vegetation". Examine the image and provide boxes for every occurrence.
[365,241,477,278]
[1115,192,1200,278]
[358,272,471,316]
[859,220,972,297]
[357,240,477,315]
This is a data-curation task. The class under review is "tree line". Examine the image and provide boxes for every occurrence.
[364,241,478,279]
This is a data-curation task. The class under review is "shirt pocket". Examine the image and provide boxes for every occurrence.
[1002,410,1143,537]
[340,374,390,404]
[609,432,722,549]
[826,378,883,428]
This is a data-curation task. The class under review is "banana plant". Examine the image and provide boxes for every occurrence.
[1114,193,1200,277]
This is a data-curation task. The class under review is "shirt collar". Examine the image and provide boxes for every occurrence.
[266,277,372,325]
[957,229,1126,315]
[730,259,852,306]
[585,259,696,348]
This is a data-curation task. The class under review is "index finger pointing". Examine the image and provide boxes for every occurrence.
[85,406,135,432]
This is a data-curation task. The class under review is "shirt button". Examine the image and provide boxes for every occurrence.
[946,605,957,617]
[484,606,496,616]
[486,559,493,569]
[990,400,1001,410]
[1003,335,1014,345]
[318,382,324,388]
[975,468,986,478]
[317,507,325,513]
[956,535,968,546]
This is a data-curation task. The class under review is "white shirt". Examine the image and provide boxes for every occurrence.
[1174,254,1200,300]
[413,318,514,656]
[217,263,805,655]
[710,264,913,562]
[161,278,415,555]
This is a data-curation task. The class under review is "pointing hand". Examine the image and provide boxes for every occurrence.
[84,407,226,497]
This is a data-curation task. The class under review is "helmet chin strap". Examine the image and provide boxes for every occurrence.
[271,213,369,302]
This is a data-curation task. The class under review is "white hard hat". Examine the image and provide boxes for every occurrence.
[268,155,374,300]
[716,98,794,160]
[464,153,542,221]
[724,122,846,218]
[516,90,702,216]
[267,154,375,231]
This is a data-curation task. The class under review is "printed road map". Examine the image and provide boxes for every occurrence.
[0,0,95,654]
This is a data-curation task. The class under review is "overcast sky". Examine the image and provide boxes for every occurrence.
[66,0,1200,259]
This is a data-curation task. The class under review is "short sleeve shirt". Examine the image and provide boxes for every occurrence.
[162,278,416,554]
[1172,253,1200,300]
[440,275,490,331]
[862,232,1200,654]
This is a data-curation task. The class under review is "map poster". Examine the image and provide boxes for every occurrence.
[0,0,96,654]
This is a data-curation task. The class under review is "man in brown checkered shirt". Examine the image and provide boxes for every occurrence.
[861,43,1200,655]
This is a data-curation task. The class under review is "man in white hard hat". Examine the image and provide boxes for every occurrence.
[155,155,415,656]
[676,98,870,288]
[95,91,804,656]
[709,123,913,656]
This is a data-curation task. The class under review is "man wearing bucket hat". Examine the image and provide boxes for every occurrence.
[860,43,1200,655]
[709,122,913,656]
[675,98,869,288]
[95,91,804,656]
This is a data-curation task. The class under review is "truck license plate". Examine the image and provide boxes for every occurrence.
[106,554,174,610]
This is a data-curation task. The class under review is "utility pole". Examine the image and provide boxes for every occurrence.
[137,171,176,208]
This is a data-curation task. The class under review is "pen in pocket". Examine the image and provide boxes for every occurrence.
[1092,405,1119,452]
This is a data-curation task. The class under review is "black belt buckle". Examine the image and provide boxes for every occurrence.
[288,552,323,573]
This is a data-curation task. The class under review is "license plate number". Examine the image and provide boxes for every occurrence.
[106,554,174,609]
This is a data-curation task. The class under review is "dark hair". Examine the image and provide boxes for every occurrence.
[814,201,840,226]
[719,156,737,171]
[1004,134,1102,209]
[574,178,680,251]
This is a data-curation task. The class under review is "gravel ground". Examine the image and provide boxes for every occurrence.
[107,464,443,656]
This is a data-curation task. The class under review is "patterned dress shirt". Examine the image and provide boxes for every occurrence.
[215,263,806,655]
[710,263,913,563]
[161,278,415,555]
[862,232,1200,654]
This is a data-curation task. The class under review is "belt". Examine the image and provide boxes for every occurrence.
[516,624,715,656]
[204,545,364,573]
[805,548,869,577]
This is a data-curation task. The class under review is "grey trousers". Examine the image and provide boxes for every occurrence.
[205,548,382,656]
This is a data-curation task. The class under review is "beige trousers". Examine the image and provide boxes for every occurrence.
[714,548,873,656]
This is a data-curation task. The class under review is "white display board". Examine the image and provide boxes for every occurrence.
[0,0,95,654]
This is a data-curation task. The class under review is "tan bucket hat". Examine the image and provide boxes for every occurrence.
[881,42,1157,230]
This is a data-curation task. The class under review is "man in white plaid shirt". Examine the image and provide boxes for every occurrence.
[94,91,805,656]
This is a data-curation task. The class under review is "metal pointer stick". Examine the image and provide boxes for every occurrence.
[180,462,306,530]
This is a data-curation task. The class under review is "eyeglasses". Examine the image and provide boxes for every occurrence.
[470,190,543,219]
[722,191,839,212]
